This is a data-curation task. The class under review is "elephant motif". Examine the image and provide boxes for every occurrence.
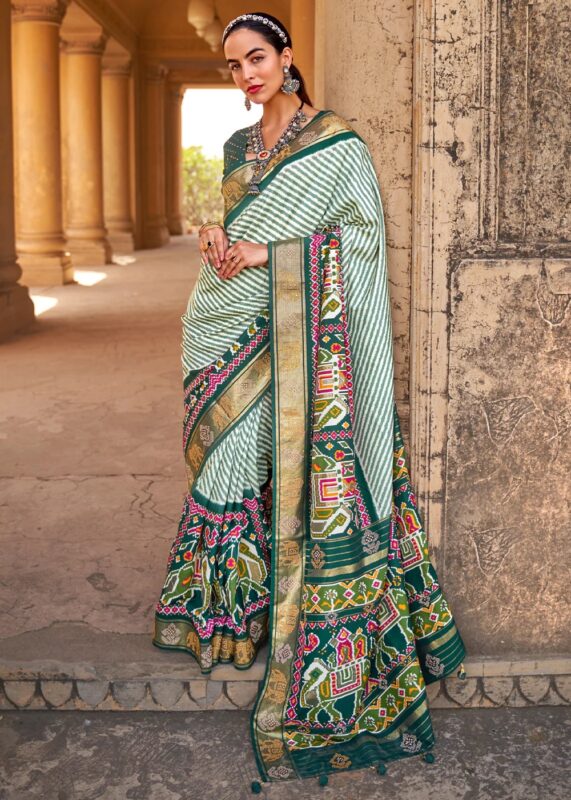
[300,626,369,723]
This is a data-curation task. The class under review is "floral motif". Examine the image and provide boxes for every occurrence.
[426,654,445,677]
[267,765,294,779]
[362,528,380,554]
[401,733,422,753]
[160,623,181,645]
[250,619,265,643]
[278,575,298,594]
[276,643,294,663]
[330,753,352,769]
[259,711,280,731]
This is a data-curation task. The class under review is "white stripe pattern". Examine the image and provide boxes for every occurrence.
[194,389,272,505]
[182,131,395,517]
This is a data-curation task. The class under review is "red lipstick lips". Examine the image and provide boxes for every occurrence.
[247,85,263,93]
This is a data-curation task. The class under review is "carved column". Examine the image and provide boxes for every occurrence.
[11,0,72,285]
[141,64,169,248]
[60,31,112,265]
[0,0,34,339]
[165,84,185,236]
[102,55,134,252]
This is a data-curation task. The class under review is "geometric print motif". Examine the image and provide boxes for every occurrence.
[251,229,466,782]
[153,312,273,673]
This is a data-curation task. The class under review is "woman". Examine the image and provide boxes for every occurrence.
[153,11,466,791]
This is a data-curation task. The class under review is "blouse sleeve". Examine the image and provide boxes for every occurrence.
[222,128,248,178]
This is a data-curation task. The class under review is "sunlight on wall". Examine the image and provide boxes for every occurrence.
[182,88,262,158]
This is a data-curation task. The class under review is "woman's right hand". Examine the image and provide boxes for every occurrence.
[199,225,228,271]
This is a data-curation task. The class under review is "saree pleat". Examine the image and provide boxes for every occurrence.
[153,312,274,671]
[152,109,466,783]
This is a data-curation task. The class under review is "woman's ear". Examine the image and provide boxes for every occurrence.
[281,46,293,68]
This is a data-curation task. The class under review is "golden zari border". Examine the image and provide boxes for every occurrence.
[251,237,310,780]
[222,113,357,218]
[185,346,271,488]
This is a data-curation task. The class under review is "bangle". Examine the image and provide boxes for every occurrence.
[199,221,223,234]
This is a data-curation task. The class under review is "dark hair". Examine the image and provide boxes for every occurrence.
[222,12,313,107]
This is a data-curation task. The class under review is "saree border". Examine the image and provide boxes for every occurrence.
[184,345,271,487]
[250,236,310,781]
[249,229,467,784]
[223,113,362,227]
[223,109,330,182]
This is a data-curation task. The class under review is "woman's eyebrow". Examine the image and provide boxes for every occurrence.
[226,47,266,64]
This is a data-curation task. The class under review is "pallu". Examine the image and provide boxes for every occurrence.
[153,110,466,784]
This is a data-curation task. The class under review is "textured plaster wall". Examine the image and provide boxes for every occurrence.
[319,0,414,424]
[447,259,570,654]
[438,0,571,657]
[499,0,571,242]
[321,0,571,662]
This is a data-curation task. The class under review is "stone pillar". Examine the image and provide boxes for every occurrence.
[317,0,414,433]
[11,0,72,285]
[165,84,185,236]
[290,0,315,102]
[0,0,35,340]
[102,55,134,252]
[60,31,112,265]
[141,64,169,248]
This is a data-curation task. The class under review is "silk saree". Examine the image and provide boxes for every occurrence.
[153,109,466,784]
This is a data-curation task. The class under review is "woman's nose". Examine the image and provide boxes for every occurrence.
[243,66,257,82]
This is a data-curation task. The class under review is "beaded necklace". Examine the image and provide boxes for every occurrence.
[245,101,308,195]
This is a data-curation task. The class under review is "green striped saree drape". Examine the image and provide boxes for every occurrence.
[152,110,466,784]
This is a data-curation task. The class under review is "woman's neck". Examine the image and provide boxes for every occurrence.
[260,93,304,131]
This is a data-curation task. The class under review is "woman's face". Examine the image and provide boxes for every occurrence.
[224,28,290,105]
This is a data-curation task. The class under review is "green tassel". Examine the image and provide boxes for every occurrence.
[377,763,387,775]
[318,774,329,786]
[424,752,436,764]
[251,780,262,793]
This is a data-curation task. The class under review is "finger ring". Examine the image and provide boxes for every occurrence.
[207,240,213,247]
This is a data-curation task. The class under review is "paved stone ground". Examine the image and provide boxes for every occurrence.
[0,238,198,660]
[2,238,570,798]
[1,707,570,800]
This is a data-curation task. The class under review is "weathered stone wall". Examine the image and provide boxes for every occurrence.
[498,1,570,243]
[447,258,570,655]
[316,0,414,429]
[319,0,571,665]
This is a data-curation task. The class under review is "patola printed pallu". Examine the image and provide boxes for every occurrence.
[152,110,466,784]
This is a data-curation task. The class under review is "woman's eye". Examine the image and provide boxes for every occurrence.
[229,56,263,70]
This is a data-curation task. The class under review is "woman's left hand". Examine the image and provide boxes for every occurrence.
[217,241,268,279]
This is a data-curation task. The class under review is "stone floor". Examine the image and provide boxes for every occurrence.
[1,707,570,800]
[1,239,570,798]
[0,237,202,668]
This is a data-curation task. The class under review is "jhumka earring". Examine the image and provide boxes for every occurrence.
[281,65,300,95]
[244,94,252,110]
